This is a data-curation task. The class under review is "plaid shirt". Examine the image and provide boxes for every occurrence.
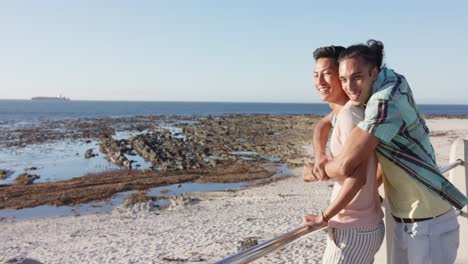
[357,67,468,210]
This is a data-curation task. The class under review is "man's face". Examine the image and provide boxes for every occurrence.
[314,58,344,103]
[339,57,378,106]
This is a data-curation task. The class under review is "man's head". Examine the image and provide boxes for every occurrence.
[313,46,347,103]
[338,39,384,105]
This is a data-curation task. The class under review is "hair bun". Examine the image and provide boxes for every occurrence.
[367,39,384,68]
[367,39,384,52]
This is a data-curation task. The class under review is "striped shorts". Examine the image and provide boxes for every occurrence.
[322,221,385,264]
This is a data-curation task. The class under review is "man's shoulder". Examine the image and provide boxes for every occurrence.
[371,68,409,100]
[338,103,364,126]
[342,101,364,116]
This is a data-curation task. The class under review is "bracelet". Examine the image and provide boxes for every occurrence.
[321,211,330,222]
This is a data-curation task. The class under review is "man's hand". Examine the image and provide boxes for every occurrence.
[303,163,317,182]
[313,155,330,181]
[302,214,327,229]
[304,162,330,182]
[312,112,333,179]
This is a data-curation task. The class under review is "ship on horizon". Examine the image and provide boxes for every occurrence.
[31,95,71,101]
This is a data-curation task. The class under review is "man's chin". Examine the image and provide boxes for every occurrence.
[320,95,330,102]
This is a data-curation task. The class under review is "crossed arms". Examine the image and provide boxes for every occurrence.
[302,112,381,227]
[312,112,380,180]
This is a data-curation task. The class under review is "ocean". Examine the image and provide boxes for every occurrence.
[1,100,468,122]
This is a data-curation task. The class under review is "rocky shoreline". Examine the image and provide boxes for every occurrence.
[0,114,319,210]
[2,114,464,212]
[1,115,317,164]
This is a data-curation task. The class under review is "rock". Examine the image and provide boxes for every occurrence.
[15,173,40,185]
[130,130,212,171]
[168,195,199,210]
[99,137,132,168]
[130,134,161,164]
[237,237,258,251]
[114,192,159,215]
[209,159,218,167]
[101,127,115,138]
[24,166,38,171]
[286,158,306,167]
[162,130,172,140]
[123,192,151,206]
[84,148,97,159]
[126,200,157,213]
[0,169,11,180]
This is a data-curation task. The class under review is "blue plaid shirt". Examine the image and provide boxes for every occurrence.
[357,67,468,210]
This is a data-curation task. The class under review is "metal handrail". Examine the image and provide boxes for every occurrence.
[215,160,465,264]
[440,159,464,174]
[215,225,326,264]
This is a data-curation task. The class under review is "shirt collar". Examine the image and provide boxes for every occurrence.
[372,67,398,94]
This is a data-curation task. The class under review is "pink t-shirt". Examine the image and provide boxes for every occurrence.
[328,101,384,228]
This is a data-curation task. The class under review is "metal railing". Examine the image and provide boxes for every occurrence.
[440,159,464,174]
[215,159,465,264]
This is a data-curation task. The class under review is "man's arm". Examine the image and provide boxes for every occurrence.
[312,111,333,180]
[323,162,367,217]
[376,162,383,187]
[324,127,379,179]
[303,145,368,228]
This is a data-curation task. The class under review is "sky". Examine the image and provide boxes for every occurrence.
[0,0,467,104]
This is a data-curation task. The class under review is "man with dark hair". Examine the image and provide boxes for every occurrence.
[303,45,385,264]
[313,45,345,61]
[308,40,467,263]
[308,46,345,176]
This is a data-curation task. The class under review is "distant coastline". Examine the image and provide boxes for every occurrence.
[31,96,70,101]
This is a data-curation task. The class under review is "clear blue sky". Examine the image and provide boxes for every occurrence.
[1,0,467,103]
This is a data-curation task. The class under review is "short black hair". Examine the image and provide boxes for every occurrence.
[313,45,345,62]
[338,39,385,70]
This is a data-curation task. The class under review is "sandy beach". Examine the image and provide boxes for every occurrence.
[1,117,467,264]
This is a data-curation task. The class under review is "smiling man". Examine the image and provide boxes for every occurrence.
[303,45,385,264]
[309,40,468,264]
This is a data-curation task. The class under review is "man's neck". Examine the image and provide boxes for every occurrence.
[329,99,349,114]
[329,103,345,115]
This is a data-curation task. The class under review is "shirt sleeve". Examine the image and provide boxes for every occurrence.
[357,98,402,143]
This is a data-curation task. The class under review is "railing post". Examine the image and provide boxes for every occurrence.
[449,138,467,264]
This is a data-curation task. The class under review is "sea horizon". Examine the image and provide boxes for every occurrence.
[1,99,468,123]
[1,98,468,105]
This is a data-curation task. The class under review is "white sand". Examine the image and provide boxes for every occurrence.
[1,118,467,264]
[425,118,468,166]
